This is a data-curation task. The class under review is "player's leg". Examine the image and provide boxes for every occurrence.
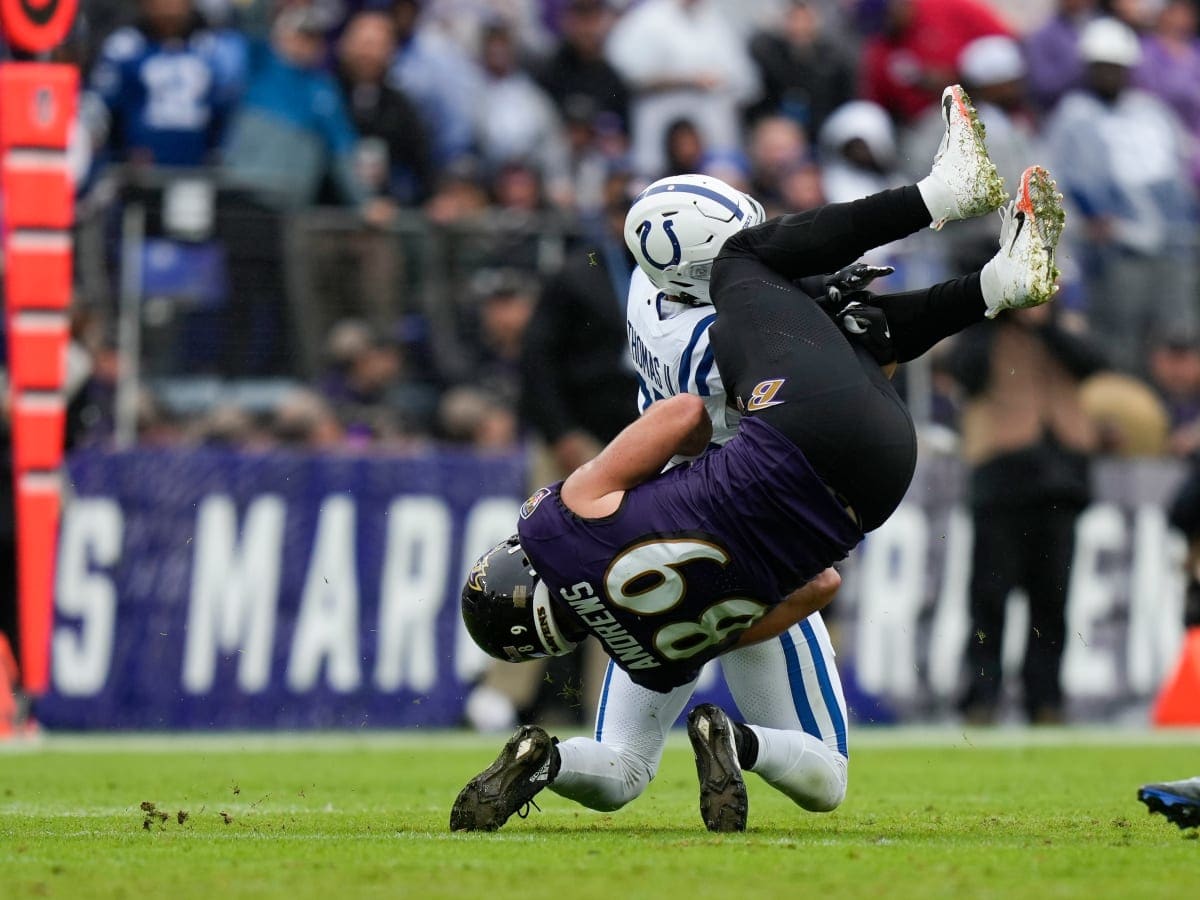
[450,661,697,830]
[860,166,1067,364]
[709,266,919,532]
[710,165,1065,531]
[549,660,697,811]
[867,273,989,364]
[719,615,849,812]
[716,86,1005,283]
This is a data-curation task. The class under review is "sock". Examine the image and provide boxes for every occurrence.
[979,255,1008,318]
[733,722,759,770]
[917,173,956,226]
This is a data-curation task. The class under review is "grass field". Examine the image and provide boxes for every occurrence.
[1,729,1198,899]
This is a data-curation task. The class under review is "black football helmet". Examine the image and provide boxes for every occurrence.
[461,535,580,663]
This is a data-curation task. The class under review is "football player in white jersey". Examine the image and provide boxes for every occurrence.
[608,190,855,826]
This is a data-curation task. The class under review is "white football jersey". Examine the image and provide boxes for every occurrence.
[625,268,739,446]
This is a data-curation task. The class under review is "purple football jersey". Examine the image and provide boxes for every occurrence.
[517,417,862,691]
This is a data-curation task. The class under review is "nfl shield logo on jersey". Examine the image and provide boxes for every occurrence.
[520,487,553,519]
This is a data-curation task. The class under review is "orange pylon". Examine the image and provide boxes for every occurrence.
[1152,627,1200,726]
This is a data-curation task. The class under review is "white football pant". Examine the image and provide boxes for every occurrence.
[549,613,849,814]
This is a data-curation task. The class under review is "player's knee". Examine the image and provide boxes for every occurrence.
[770,751,847,812]
[594,756,655,811]
[578,763,652,816]
[798,776,846,813]
[560,749,655,812]
[797,755,848,812]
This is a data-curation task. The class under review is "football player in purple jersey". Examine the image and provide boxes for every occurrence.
[452,86,1066,832]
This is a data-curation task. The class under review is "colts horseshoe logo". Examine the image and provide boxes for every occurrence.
[0,0,78,53]
[636,219,682,271]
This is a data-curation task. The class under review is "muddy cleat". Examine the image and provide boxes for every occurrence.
[920,84,1008,229]
[687,703,748,833]
[1138,776,1200,830]
[449,725,557,832]
[980,165,1066,317]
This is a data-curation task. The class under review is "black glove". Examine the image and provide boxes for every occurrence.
[823,263,895,305]
[837,299,896,366]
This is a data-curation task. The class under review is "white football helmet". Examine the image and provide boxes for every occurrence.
[624,174,766,305]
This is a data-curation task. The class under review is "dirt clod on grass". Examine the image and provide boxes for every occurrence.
[220,811,234,825]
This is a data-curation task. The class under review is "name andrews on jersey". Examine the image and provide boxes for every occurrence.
[560,582,660,671]
[627,321,671,392]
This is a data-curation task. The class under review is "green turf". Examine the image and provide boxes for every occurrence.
[1,730,1197,899]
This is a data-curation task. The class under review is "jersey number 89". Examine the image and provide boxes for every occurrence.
[605,539,766,661]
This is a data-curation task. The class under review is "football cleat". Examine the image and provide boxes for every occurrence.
[923,84,1008,229]
[449,725,557,832]
[687,703,748,833]
[1138,776,1200,830]
[980,165,1066,317]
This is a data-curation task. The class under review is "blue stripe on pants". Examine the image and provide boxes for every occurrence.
[595,660,615,741]
[779,631,821,740]
[799,619,848,757]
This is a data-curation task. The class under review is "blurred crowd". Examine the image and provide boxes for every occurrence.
[2,0,1200,463]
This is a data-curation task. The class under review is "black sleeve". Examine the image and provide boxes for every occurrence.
[715,185,930,283]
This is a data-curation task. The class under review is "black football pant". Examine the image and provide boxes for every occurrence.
[708,186,988,531]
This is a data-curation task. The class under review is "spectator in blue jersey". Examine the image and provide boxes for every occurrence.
[84,0,245,167]
[222,5,384,216]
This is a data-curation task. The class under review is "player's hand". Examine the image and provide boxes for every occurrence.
[838,301,897,365]
[824,263,895,300]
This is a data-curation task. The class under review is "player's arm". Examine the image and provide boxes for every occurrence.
[732,567,842,649]
[561,394,712,517]
[716,189,928,283]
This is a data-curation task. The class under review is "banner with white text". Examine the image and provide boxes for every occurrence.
[39,447,528,729]
[37,449,1191,728]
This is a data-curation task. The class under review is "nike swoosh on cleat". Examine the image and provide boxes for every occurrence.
[1009,211,1026,254]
